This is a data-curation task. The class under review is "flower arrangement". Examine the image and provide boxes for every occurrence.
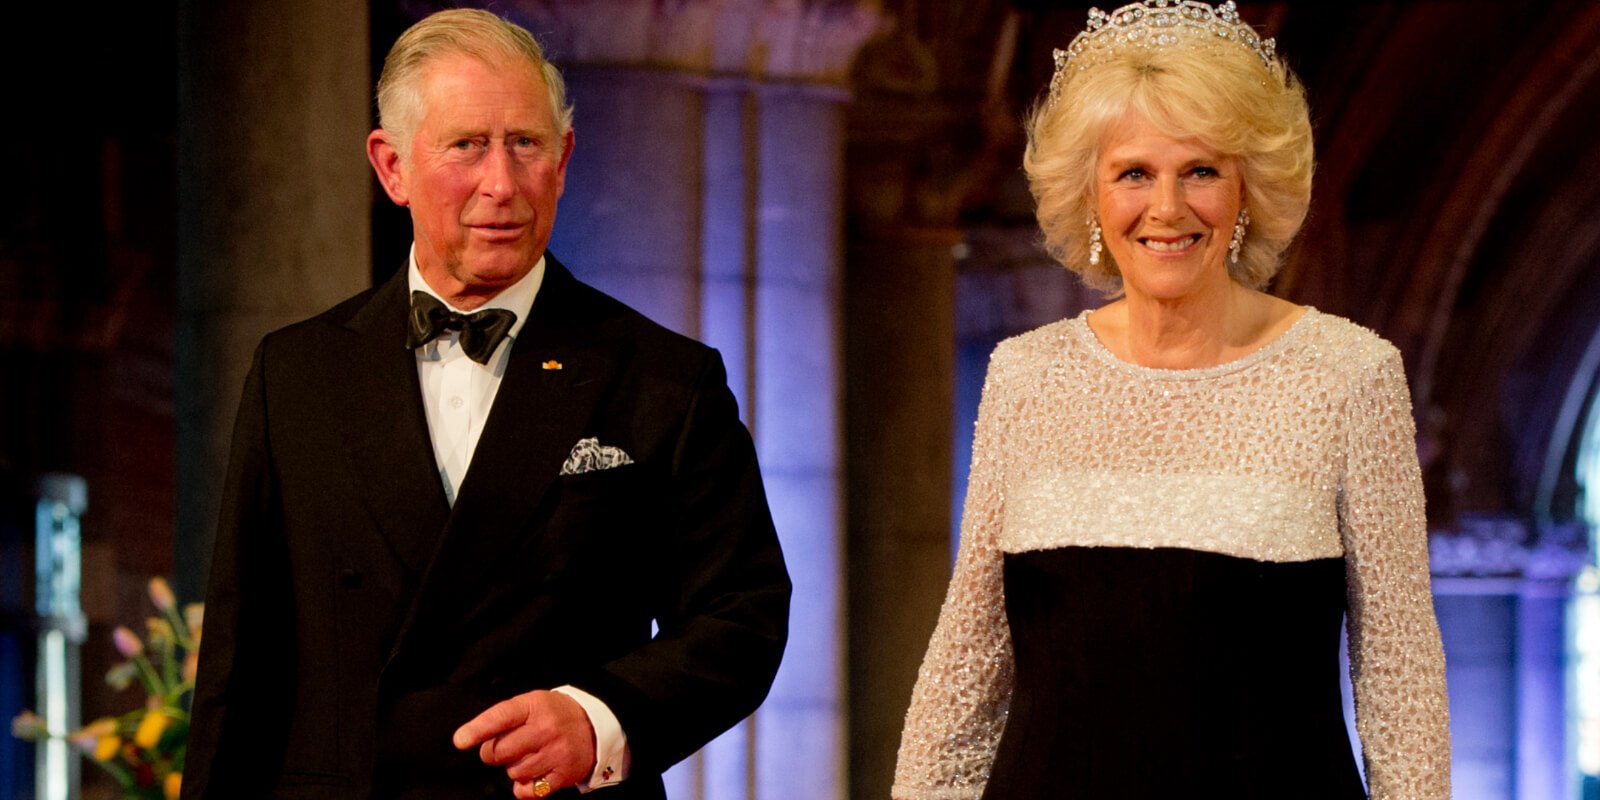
[12,577,201,800]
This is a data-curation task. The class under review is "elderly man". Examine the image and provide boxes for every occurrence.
[182,9,790,799]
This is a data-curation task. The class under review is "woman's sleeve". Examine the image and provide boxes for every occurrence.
[891,351,1017,800]
[1338,346,1451,799]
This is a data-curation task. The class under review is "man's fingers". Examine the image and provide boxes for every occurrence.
[453,696,528,750]
[506,751,553,783]
[459,689,594,793]
[480,724,549,766]
[512,779,548,800]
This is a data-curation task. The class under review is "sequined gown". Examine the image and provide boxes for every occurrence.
[892,309,1451,800]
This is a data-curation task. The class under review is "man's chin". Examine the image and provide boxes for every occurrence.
[458,252,539,288]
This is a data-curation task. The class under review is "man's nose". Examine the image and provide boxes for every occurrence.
[478,144,518,201]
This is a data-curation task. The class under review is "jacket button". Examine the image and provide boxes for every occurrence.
[338,568,363,588]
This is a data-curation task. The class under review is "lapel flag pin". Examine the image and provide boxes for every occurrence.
[542,360,563,370]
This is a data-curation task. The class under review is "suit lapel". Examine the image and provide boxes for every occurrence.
[338,268,452,578]
[387,257,633,659]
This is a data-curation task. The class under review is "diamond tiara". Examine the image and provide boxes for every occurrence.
[1049,0,1277,98]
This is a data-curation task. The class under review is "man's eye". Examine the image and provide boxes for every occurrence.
[516,136,536,148]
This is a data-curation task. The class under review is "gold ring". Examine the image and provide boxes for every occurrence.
[531,778,553,798]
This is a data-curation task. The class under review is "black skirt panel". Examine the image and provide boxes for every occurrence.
[982,546,1367,800]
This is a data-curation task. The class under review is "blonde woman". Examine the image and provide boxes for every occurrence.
[893,3,1450,798]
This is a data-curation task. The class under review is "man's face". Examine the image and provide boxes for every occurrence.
[370,53,573,306]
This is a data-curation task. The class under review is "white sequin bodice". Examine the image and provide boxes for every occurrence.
[893,308,1451,799]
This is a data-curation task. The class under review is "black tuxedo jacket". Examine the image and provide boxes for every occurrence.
[182,256,791,800]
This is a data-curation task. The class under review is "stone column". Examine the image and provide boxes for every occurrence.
[1515,580,1569,800]
[843,224,958,800]
[839,19,1093,796]
[520,3,882,799]
[748,80,851,800]
[551,67,706,335]
[1434,590,1516,796]
[1429,520,1593,799]
[175,0,372,596]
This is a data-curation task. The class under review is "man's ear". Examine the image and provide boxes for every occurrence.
[367,129,410,206]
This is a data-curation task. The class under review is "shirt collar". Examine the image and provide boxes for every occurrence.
[406,244,544,341]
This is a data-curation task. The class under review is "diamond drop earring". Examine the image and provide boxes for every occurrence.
[1228,208,1250,265]
[1088,217,1103,266]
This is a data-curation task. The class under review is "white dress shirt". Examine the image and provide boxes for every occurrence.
[407,248,631,792]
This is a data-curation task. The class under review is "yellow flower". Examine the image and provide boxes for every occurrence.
[69,717,117,748]
[164,772,182,800]
[134,709,169,749]
[148,577,176,612]
[106,661,137,691]
[147,617,174,646]
[183,601,204,633]
[185,603,204,643]
[92,735,121,762]
[10,709,47,740]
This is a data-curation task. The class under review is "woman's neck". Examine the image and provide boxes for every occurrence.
[1091,281,1299,370]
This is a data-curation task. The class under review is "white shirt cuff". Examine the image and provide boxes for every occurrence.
[550,685,630,792]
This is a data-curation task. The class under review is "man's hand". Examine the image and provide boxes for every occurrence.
[454,690,597,798]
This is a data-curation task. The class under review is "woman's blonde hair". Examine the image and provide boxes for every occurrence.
[1023,36,1314,293]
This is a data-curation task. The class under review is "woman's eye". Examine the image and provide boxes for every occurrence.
[1118,168,1147,181]
[1191,166,1219,178]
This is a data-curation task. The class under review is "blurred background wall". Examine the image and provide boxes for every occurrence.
[1,1,1597,798]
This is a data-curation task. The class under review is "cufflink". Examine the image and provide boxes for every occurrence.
[542,360,563,370]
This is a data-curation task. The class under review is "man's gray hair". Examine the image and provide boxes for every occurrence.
[376,8,574,156]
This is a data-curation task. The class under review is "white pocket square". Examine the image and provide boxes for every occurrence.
[560,437,634,476]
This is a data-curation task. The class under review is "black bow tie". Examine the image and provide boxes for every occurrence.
[406,291,518,365]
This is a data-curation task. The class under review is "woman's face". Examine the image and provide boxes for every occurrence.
[1093,112,1244,301]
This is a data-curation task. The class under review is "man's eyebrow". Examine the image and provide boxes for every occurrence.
[507,125,558,137]
[432,127,485,140]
